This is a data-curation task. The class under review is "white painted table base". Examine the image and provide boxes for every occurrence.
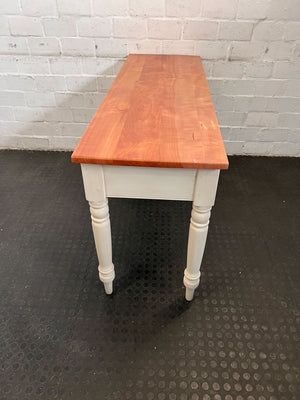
[81,164,220,301]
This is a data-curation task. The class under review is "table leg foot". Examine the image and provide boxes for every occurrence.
[103,281,113,295]
[183,268,200,301]
[98,264,115,295]
[185,287,195,302]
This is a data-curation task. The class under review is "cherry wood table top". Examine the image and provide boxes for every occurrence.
[72,54,228,169]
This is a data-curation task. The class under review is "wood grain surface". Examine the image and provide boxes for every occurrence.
[72,54,228,169]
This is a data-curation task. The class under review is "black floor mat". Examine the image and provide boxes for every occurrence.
[0,151,299,400]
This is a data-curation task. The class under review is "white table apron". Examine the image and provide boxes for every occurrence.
[81,163,220,301]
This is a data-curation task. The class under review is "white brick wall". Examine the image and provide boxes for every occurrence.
[0,0,299,156]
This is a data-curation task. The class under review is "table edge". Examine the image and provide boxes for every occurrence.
[71,153,229,170]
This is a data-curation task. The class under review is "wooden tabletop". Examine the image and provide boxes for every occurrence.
[72,54,228,169]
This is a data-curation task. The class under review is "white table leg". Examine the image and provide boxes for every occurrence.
[89,200,115,294]
[81,164,115,295]
[184,170,220,301]
[184,205,211,301]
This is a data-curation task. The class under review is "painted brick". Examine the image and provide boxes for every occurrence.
[129,0,164,17]
[97,76,115,91]
[162,40,195,56]
[28,38,60,56]
[72,108,97,123]
[15,107,73,122]
[57,0,91,16]
[34,76,66,91]
[202,0,238,20]
[61,38,95,57]
[0,91,25,106]
[49,57,82,75]
[0,121,50,138]
[113,60,125,75]
[256,128,291,142]
[207,79,224,95]
[228,127,259,141]
[66,75,98,93]
[291,44,300,62]
[214,96,235,111]
[219,127,231,140]
[128,39,162,54]
[81,57,115,75]
[25,92,56,107]
[217,111,246,126]
[92,0,128,17]
[0,37,28,55]
[223,141,244,155]
[113,17,147,38]
[95,38,128,57]
[284,22,300,40]
[49,136,80,151]
[241,142,275,156]
[245,112,279,127]
[264,42,294,61]
[271,142,300,156]
[0,16,10,35]
[266,97,300,113]
[66,76,98,92]
[16,56,50,74]
[222,80,255,95]
[183,21,218,40]
[0,135,50,150]
[195,41,230,60]
[0,121,26,135]
[230,42,267,60]
[5,75,35,91]
[9,16,43,37]
[237,0,269,19]
[278,113,300,129]
[148,19,181,40]
[244,62,273,78]
[20,121,61,136]
[0,56,19,72]
[234,96,268,112]
[59,123,87,136]
[284,80,300,96]
[273,62,300,79]
[290,129,300,143]
[84,92,106,108]
[218,22,253,41]
[20,0,57,16]
[0,0,20,15]
[43,18,77,37]
[14,107,42,122]
[212,61,244,78]
[201,61,212,77]
[0,106,15,120]
[77,17,111,37]
[55,93,85,107]
[252,22,285,41]
[254,79,287,96]
[267,0,300,21]
[165,0,201,17]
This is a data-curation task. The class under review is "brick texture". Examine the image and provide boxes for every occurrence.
[0,0,299,156]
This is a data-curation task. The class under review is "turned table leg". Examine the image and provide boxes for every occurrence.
[184,170,220,301]
[81,164,115,295]
[89,200,115,294]
[184,205,211,301]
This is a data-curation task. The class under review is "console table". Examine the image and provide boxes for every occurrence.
[72,54,228,301]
